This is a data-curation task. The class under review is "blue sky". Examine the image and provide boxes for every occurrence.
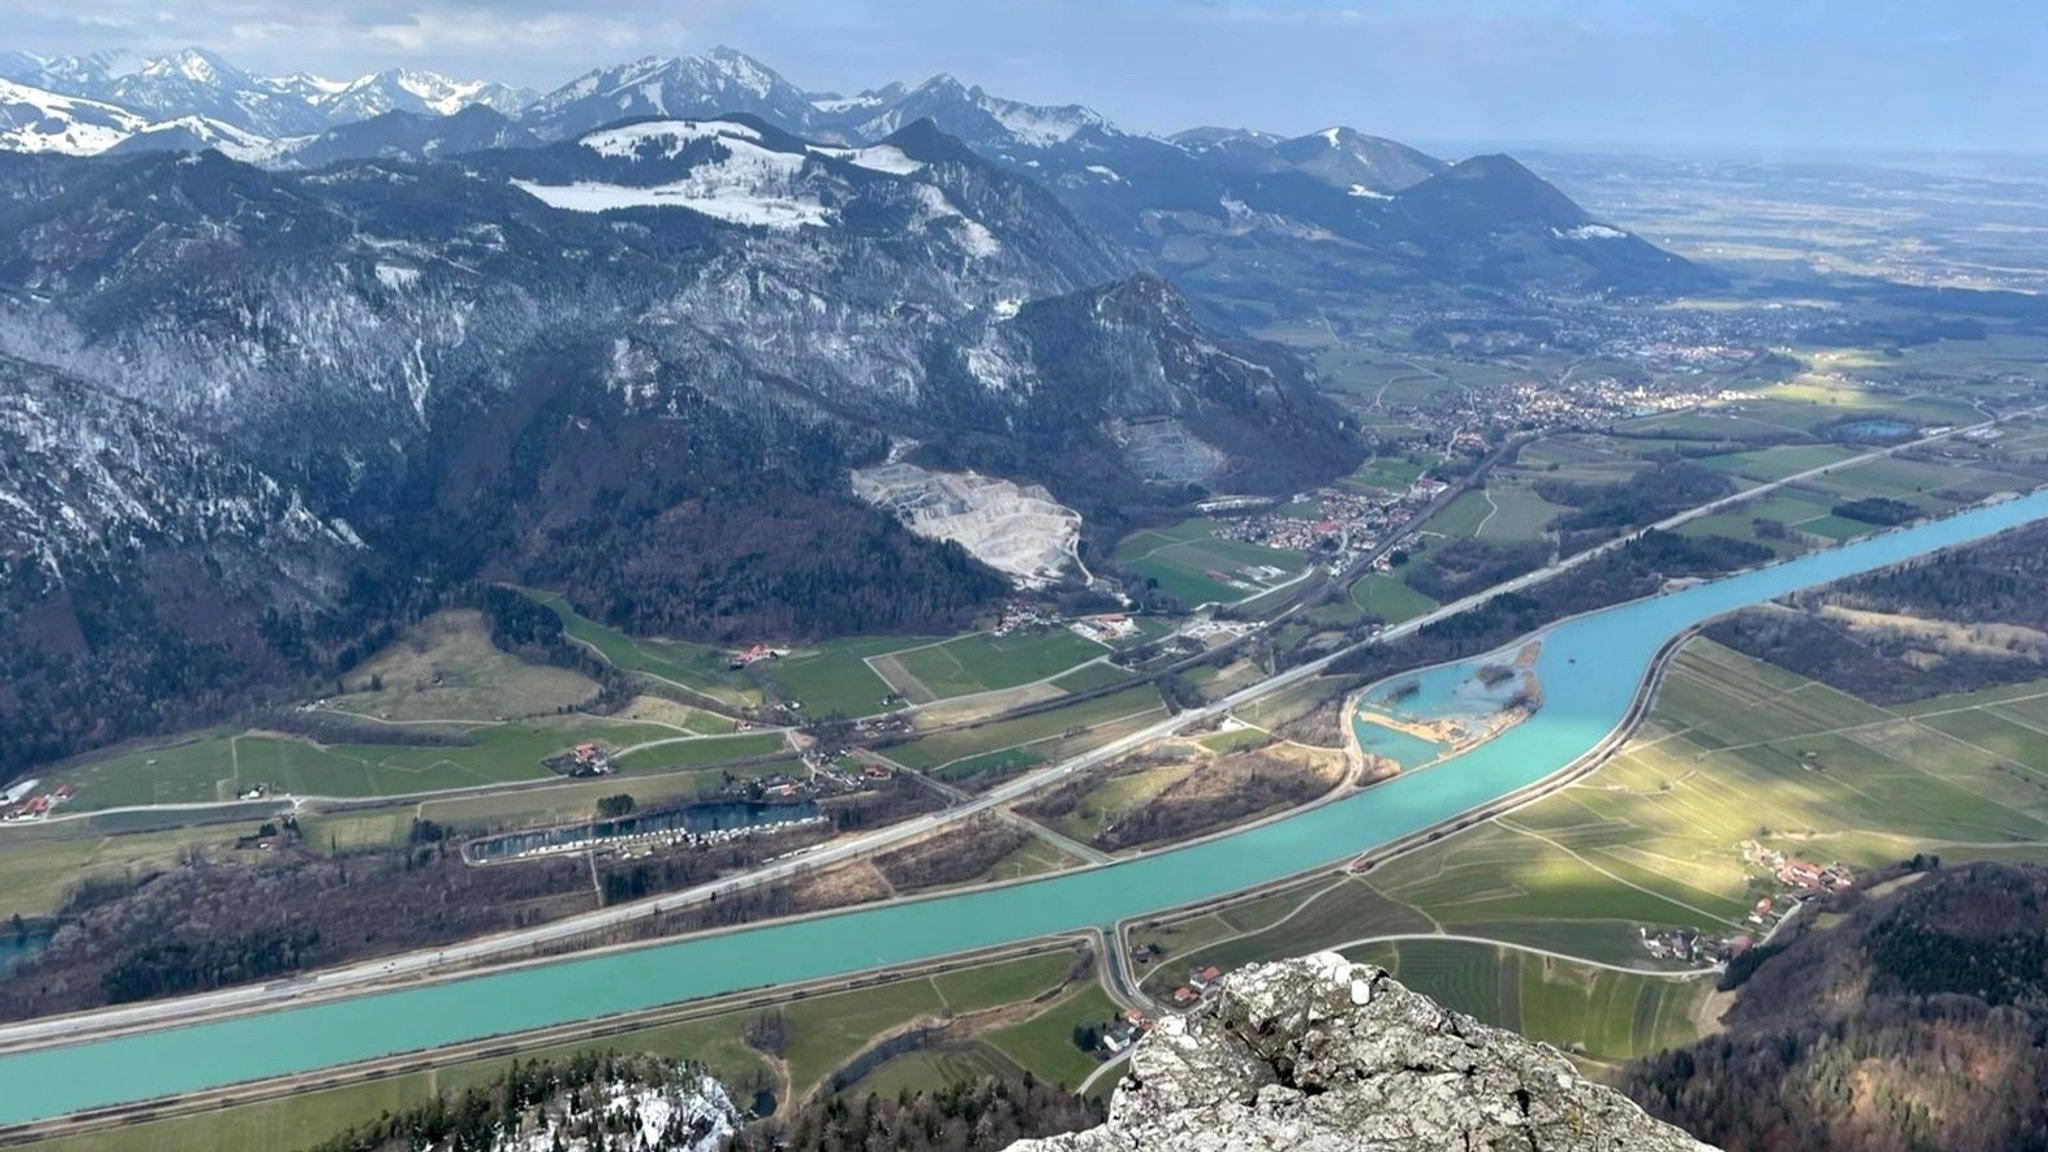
[13,0,2045,153]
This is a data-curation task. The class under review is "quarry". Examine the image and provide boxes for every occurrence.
[851,462,1085,587]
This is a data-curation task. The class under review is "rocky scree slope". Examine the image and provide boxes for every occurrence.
[1016,953,1714,1152]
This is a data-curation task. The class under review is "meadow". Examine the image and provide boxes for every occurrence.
[1113,519,1307,607]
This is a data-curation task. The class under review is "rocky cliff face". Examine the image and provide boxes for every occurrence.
[1016,953,1715,1152]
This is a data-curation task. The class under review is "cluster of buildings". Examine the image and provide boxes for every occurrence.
[1094,1007,1155,1057]
[1638,926,1754,965]
[0,779,72,822]
[552,742,616,778]
[1167,964,1226,1008]
[1069,613,1142,644]
[1210,479,1448,575]
[727,644,789,670]
[1639,844,1858,964]
[993,601,1061,636]
[1740,841,1855,894]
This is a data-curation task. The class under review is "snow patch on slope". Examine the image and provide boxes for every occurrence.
[513,135,829,228]
[0,77,146,154]
[1554,223,1629,240]
[580,118,761,158]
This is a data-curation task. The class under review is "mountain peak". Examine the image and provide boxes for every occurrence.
[140,46,246,88]
[1271,126,1446,193]
[916,72,969,96]
[1013,954,1716,1152]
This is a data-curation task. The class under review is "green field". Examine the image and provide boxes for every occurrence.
[1372,641,2048,949]
[985,983,1119,1089]
[1696,443,1860,481]
[1350,572,1437,624]
[611,732,789,774]
[1474,480,1569,541]
[884,629,1108,700]
[892,686,1166,775]
[1347,940,1709,1065]
[1115,520,1308,607]
[1418,489,1492,540]
[1347,454,1432,492]
[844,1043,1021,1100]
[1133,877,1436,992]
[520,588,761,707]
[1050,662,1136,694]
[329,609,599,722]
[50,716,689,812]
[763,636,943,718]
[0,821,255,919]
[931,747,1046,785]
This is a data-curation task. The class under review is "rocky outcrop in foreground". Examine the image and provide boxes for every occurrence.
[1016,953,1715,1152]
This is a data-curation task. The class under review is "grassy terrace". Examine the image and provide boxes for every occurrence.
[1346,938,1706,1067]
[46,716,691,812]
[522,589,762,708]
[889,685,1168,778]
[876,628,1110,703]
[1113,518,1308,607]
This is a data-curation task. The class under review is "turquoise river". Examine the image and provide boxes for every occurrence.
[8,487,2048,1126]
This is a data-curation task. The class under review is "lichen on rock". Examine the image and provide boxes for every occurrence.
[1013,952,1716,1151]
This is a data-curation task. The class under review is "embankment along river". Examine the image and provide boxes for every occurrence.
[7,488,2048,1126]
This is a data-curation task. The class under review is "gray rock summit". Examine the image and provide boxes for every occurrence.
[1017,953,1715,1152]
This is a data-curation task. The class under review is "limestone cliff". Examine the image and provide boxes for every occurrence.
[1015,953,1715,1152]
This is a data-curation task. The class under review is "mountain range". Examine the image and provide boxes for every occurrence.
[0,44,1698,295]
[0,41,1706,777]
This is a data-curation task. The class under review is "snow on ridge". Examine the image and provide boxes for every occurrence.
[978,91,1104,147]
[810,142,924,175]
[1346,183,1391,200]
[1553,223,1628,240]
[0,77,147,155]
[909,183,1001,258]
[514,134,832,229]
[580,118,763,158]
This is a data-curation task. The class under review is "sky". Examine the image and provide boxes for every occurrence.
[8,0,2046,154]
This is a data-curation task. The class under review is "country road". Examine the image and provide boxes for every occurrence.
[0,408,2017,1056]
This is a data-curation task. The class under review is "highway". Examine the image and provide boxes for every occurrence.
[0,409,2017,1056]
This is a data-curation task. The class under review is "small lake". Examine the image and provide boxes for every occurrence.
[1836,418,1918,441]
[6,488,2048,1126]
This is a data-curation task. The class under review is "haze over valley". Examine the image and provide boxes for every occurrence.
[3,15,2048,1152]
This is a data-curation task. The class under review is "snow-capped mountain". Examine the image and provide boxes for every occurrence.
[821,73,1113,154]
[278,105,539,168]
[0,49,139,95]
[0,112,1362,771]
[312,68,534,127]
[103,115,277,163]
[521,47,825,141]
[0,77,146,155]
[0,47,533,153]
[1168,126,1288,163]
[96,47,328,137]
[1270,126,1447,195]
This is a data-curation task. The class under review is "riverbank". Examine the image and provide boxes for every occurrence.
[4,486,2048,1130]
